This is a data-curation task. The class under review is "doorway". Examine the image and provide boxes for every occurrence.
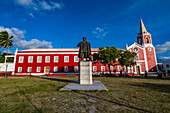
[136,66,140,74]
[44,67,50,74]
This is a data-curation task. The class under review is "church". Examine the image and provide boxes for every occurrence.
[10,19,157,77]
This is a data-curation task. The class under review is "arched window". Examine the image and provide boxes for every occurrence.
[146,37,150,43]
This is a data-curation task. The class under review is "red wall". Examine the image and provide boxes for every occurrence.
[14,50,130,75]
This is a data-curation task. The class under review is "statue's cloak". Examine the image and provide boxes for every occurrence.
[77,41,91,58]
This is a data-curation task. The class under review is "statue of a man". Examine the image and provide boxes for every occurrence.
[77,37,91,61]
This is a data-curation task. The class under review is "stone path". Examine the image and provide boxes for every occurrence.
[60,81,108,91]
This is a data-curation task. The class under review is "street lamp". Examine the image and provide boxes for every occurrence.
[5,64,8,78]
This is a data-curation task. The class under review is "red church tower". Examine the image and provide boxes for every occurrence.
[128,19,157,74]
[138,19,157,73]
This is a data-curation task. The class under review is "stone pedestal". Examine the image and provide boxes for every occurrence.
[79,61,93,84]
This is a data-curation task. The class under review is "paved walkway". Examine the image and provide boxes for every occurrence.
[60,81,108,91]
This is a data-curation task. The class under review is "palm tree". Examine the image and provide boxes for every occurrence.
[0,31,13,54]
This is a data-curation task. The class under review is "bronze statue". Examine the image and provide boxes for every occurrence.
[77,37,91,61]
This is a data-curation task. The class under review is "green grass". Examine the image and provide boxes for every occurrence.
[0,77,170,113]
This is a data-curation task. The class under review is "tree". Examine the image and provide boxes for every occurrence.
[118,50,137,75]
[93,46,120,75]
[0,31,13,54]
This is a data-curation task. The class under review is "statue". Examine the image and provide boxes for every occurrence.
[77,37,91,61]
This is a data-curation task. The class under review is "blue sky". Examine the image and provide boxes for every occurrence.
[0,0,170,62]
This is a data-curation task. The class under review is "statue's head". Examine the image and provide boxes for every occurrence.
[83,37,86,41]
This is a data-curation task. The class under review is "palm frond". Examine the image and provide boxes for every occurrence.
[9,36,13,39]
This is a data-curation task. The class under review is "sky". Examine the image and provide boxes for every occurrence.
[0,0,170,63]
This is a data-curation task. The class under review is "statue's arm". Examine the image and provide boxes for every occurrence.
[77,42,81,47]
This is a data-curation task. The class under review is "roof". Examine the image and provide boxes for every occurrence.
[139,19,150,34]
[18,48,100,52]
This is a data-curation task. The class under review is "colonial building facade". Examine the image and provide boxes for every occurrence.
[11,19,157,76]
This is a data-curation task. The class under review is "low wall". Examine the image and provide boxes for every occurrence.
[0,63,14,72]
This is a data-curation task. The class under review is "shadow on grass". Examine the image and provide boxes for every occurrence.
[129,82,170,93]
[74,92,151,113]
[11,80,41,113]
[32,76,74,83]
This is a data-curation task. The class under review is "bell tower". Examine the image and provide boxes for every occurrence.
[137,19,152,46]
[137,19,157,73]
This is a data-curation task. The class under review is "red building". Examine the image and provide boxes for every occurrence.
[12,19,157,76]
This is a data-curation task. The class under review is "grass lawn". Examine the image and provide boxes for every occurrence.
[0,77,170,113]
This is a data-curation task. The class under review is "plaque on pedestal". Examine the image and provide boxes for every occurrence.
[79,61,93,84]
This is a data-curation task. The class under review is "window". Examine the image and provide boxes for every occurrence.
[168,70,170,73]
[135,53,139,61]
[27,67,32,72]
[117,66,121,71]
[37,67,41,72]
[166,64,169,68]
[74,56,79,62]
[124,66,126,71]
[64,56,69,62]
[127,66,133,73]
[19,56,24,63]
[101,66,105,71]
[110,66,113,71]
[147,47,152,51]
[18,67,22,72]
[146,37,150,43]
[37,56,42,63]
[93,66,97,71]
[133,47,139,52]
[54,56,59,62]
[64,66,68,72]
[54,66,58,72]
[28,56,33,63]
[45,56,50,63]
[74,66,78,72]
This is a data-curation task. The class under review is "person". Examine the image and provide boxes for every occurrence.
[145,70,148,78]
[77,37,91,61]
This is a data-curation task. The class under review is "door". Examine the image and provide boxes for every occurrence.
[44,67,50,74]
[136,66,140,74]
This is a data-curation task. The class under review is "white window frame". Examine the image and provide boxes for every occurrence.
[19,56,24,63]
[27,67,32,72]
[54,56,59,62]
[110,66,113,71]
[45,56,50,63]
[28,56,33,63]
[18,67,22,72]
[124,66,126,71]
[135,53,139,61]
[54,66,58,72]
[93,66,97,71]
[101,66,105,71]
[64,56,69,62]
[37,67,41,72]
[74,56,79,62]
[37,56,42,63]
[74,66,78,72]
[64,66,68,72]
[117,66,121,71]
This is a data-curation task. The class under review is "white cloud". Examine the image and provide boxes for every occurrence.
[14,39,52,49]
[158,57,170,62]
[1,49,14,54]
[156,41,170,53]
[15,0,64,11]
[0,26,53,49]
[29,13,35,18]
[16,0,33,6]
[92,27,108,39]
